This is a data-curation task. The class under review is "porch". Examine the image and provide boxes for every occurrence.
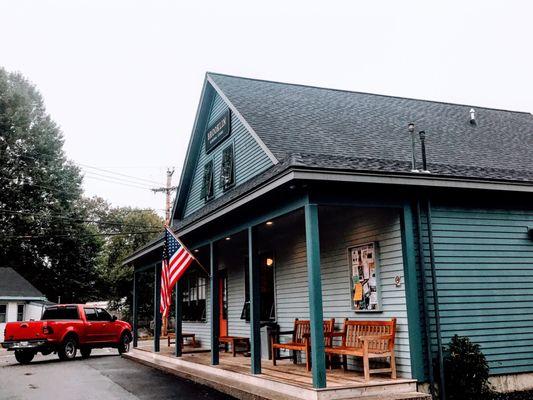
[129,192,429,398]
[125,346,425,400]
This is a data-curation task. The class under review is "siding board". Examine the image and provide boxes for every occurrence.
[184,91,273,217]
[421,205,533,376]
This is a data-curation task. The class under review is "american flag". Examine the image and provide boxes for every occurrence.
[160,227,194,317]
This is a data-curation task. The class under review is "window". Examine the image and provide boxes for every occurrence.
[201,160,214,201]
[84,308,98,321]
[96,308,113,321]
[182,271,207,322]
[42,306,80,320]
[220,144,235,190]
[349,242,381,311]
[17,304,24,321]
[0,304,6,323]
[241,253,276,322]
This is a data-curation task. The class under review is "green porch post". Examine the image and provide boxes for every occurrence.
[132,270,138,348]
[248,226,261,374]
[304,203,326,389]
[210,242,220,365]
[175,279,182,357]
[154,263,161,353]
[400,203,425,381]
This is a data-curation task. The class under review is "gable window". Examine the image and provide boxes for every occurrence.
[182,271,207,322]
[0,304,6,323]
[220,144,235,191]
[17,304,24,321]
[201,160,214,201]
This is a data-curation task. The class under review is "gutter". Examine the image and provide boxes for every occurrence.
[292,168,533,193]
[123,166,532,265]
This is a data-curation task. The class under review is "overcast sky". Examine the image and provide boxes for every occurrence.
[1,0,531,215]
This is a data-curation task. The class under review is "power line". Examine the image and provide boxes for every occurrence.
[11,151,165,187]
[83,175,154,190]
[3,231,162,240]
[78,163,162,185]
[0,209,164,229]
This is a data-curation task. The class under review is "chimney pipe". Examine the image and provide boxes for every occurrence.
[419,131,430,173]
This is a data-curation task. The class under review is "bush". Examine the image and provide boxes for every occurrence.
[442,335,492,400]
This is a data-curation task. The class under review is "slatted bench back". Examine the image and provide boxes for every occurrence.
[342,318,396,352]
[292,318,336,345]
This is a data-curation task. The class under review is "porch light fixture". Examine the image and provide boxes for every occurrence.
[265,257,274,267]
[266,221,273,226]
[194,249,199,253]
[225,237,231,241]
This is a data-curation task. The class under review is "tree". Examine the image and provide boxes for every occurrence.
[82,197,163,319]
[0,68,103,303]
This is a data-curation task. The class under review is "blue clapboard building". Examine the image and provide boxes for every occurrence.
[124,73,533,396]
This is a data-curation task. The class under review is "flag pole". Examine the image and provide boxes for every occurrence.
[168,228,210,277]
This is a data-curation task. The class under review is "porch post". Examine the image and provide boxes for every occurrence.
[210,241,220,365]
[175,279,182,357]
[248,226,261,374]
[304,203,326,389]
[132,269,138,348]
[154,263,161,353]
[400,203,425,381]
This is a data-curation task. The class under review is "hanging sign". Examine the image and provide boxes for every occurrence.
[205,109,231,153]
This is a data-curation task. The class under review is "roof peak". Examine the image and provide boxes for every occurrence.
[207,71,531,116]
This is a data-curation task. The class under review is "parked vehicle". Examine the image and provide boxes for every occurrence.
[1,304,132,364]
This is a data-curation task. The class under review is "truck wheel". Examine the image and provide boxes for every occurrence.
[118,332,131,354]
[80,347,92,358]
[14,350,35,364]
[58,336,78,361]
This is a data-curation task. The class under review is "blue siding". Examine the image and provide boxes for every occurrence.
[183,92,273,217]
[421,206,533,375]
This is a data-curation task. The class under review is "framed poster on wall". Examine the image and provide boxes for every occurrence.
[348,242,381,312]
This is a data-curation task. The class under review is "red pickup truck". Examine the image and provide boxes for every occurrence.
[1,304,132,364]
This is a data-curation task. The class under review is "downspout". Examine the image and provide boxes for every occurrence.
[426,200,446,400]
[415,200,436,398]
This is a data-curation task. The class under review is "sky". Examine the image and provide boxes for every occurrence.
[1,0,531,216]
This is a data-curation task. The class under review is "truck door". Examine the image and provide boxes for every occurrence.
[84,307,106,343]
[96,308,119,342]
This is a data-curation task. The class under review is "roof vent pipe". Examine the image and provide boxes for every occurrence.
[469,108,476,125]
[419,131,430,174]
[407,123,419,172]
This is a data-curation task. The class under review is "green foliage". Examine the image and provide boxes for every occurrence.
[86,197,163,318]
[0,67,163,308]
[0,67,102,303]
[443,335,492,400]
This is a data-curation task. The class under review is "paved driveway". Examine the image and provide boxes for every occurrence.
[0,348,233,400]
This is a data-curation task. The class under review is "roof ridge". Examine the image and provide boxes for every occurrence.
[207,72,532,115]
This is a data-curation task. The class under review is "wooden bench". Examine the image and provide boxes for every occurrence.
[270,318,335,371]
[325,318,397,381]
[167,333,198,348]
[219,336,250,357]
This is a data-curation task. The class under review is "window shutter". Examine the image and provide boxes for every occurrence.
[220,145,235,190]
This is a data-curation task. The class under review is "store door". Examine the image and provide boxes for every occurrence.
[219,272,228,337]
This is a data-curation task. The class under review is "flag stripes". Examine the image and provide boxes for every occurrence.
[160,227,194,317]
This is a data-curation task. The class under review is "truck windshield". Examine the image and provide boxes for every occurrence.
[42,306,79,320]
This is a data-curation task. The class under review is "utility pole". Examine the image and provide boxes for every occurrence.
[151,168,178,337]
[151,168,178,225]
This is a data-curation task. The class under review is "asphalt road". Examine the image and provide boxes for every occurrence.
[0,348,234,400]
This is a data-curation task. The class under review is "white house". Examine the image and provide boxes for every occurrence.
[0,267,49,341]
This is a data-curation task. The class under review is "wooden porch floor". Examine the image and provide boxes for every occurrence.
[131,340,425,398]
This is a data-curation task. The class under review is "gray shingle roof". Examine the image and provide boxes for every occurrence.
[0,268,44,298]
[209,73,533,182]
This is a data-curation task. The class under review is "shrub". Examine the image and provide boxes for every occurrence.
[442,335,492,400]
